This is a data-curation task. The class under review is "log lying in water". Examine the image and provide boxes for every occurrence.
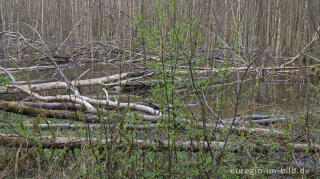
[12,101,84,111]
[179,118,286,137]
[175,66,254,75]
[0,71,154,94]
[0,123,160,130]
[0,133,319,152]
[0,133,224,151]
[0,100,286,138]
[9,85,161,115]
[0,100,161,123]
[0,58,108,75]
[247,117,288,125]
[0,73,125,94]
[0,100,89,122]
[221,117,289,125]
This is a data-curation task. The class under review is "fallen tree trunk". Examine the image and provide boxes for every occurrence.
[181,119,286,137]
[0,72,131,94]
[0,133,319,152]
[12,101,84,111]
[0,122,287,140]
[0,64,65,74]
[175,66,254,75]
[221,117,289,125]
[13,86,98,113]
[0,123,159,130]
[0,99,286,138]
[0,58,108,75]
[0,100,162,123]
[0,100,90,121]
[175,65,319,76]
[11,85,161,115]
[0,133,224,151]
[247,117,288,125]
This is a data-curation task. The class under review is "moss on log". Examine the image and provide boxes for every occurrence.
[0,100,88,122]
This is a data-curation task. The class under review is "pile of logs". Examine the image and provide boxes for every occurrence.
[0,60,318,153]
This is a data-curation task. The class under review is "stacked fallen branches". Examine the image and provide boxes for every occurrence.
[1,24,318,161]
[0,99,162,123]
[0,65,292,140]
[0,55,315,156]
[0,67,160,114]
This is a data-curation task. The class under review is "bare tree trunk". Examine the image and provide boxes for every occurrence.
[275,0,282,66]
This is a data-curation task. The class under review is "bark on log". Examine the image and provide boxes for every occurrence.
[0,100,161,123]
[0,99,286,138]
[221,117,288,125]
[181,119,286,137]
[1,71,155,94]
[0,123,159,130]
[0,57,107,75]
[12,101,84,111]
[13,86,98,113]
[0,73,130,94]
[248,118,288,125]
[0,134,224,151]
[175,66,254,75]
[0,100,90,122]
[11,85,161,115]
[0,134,319,152]
[175,65,319,75]
[81,94,161,115]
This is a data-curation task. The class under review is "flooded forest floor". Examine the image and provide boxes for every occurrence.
[0,0,320,177]
[0,40,318,178]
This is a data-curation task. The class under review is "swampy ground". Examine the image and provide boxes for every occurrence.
[0,0,320,178]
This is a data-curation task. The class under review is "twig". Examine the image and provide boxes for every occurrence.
[0,66,16,84]
[11,22,81,96]
[201,91,222,122]
[77,69,90,80]
[55,18,84,55]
